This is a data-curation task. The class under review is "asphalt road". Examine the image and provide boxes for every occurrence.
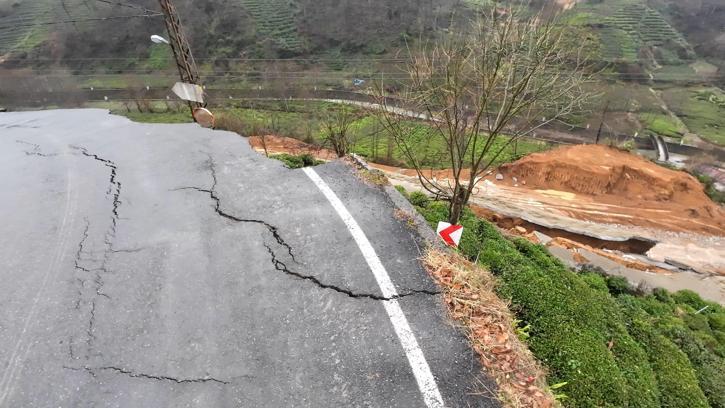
[0,109,498,407]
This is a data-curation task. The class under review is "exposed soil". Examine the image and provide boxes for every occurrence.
[503,145,709,207]
[247,135,725,236]
[248,135,339,160]
[497,144,725,236]
[471,206,657,255]
[245,135,725,275]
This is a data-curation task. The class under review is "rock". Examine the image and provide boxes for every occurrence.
[0,107,7,113]
[514,226,527,234]
[496,173,504,181]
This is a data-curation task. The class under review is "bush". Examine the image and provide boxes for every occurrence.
[580,272,610,292]
[408,191,430,208]
[673,290,710,311]
[418,203,659,407]
[606,276,634,296]
[660,322,725,408]
[300,153,317,167]
[685,313,713,334]
[710,313,725,331]
[618,296,710,408]
[415,201,723,407]
[270,153,322,169]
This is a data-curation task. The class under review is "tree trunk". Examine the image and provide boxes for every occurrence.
[448,188,467,225]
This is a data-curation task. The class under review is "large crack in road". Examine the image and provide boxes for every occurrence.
[64,366,230,385]
[69,146,123,360]
[174,157,440,302]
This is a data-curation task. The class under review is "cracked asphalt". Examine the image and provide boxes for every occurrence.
[0,109,498,407]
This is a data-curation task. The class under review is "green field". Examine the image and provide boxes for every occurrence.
[112,101,550,168]
[639,113,684,138]
[660,87,725,145]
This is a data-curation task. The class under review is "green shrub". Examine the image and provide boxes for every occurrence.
[673,290,710,311]
[418,203,659,407]
[580,272,610,292]
[660,323,725,408]
[695,173,725,204]
[652,288,674,304]
[408,191,431,208]
[300,153,317,167]
[618,296,709,408]
[685,313,713,334]
[415,202,725,407]
[270,153,322,169]
[710,313,725,331]
[606,275,634,296]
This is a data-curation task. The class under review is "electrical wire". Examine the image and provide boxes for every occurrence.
[0,13,163,30]
[92,0,161,15]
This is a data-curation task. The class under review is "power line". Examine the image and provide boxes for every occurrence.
[0,13,163,30]
[93,0,161,15]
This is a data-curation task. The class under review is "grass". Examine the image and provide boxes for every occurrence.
[118,102,551,169]
[693,173,725,204]
[404,195,725,407]
[639,113,684,138]
[122,111,192,124]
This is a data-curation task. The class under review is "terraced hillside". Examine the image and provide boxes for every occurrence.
[0,0,54,54]
[240,0,304,54]
[0,0,153,57]
[570,0,694,65]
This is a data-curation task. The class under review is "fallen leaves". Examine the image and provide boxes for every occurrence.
[423,249,556,408]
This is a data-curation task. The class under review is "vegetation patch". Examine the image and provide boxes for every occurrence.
[692,173,725,205]
[269,153,322,169]
[241,0,305,54]
[116,103,551,169]
[661,87,725,145]
[639,113,684,138]
[423,249,554,407]
[400,190,725,407]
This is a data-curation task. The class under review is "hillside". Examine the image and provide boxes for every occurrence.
[0,0,458,61]
[1,0,724,146]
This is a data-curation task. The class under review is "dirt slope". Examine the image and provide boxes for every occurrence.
[500,144,725,228]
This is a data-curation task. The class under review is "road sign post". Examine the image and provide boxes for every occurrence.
[436,222,463,247]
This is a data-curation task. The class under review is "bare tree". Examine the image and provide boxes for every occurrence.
[321,105,359,158]
[375,6,594,224]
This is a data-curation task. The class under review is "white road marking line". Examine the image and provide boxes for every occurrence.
[303,167,445,408]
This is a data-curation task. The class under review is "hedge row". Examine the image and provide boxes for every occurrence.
[412,200,724,407]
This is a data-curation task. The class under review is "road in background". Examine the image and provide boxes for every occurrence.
[0,110,497,407]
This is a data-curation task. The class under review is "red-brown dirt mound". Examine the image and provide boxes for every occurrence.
[500,144,723,221]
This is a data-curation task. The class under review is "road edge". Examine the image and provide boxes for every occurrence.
[349,154,447,252]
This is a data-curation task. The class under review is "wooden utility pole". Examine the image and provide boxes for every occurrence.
[157,0,203,114]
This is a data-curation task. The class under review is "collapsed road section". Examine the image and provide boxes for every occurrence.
[0,109,497,407]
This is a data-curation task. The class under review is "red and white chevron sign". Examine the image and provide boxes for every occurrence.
[436,222,464,247]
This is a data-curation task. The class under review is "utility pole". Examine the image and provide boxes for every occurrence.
[157,0,203,115]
